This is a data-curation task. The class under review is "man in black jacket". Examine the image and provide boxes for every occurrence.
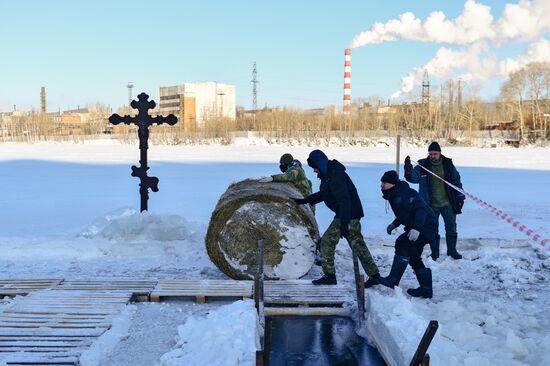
[293,149,381,287]
[404,141,465,260]
[380,170,437,298]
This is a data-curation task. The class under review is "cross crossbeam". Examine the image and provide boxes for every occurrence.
[109,92,178,211]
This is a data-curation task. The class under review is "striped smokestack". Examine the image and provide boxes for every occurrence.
[343,48,351,112]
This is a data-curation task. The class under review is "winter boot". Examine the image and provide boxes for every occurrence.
[407,268,433,299]
[379,255,409,289]
[429,236,440,261]
[312,273,337,285]
[365,273,381,288]
[446,234,462,260]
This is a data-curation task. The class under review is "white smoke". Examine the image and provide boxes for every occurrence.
[351,0,550,48]
[495,0,550,43]
[351,0,494,48]
[499,38,550,75]
[350,0,550,100]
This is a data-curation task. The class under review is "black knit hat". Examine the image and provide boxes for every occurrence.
[428,141,441,152]
[279,153,294,165]
[381,170,399,185]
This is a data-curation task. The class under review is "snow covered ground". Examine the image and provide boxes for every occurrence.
[0,141,549,365]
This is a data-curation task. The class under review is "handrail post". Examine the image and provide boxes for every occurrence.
[351,247,365,325]
[409,320,439,366]
[255,239,268,366]
[396,134,401,175]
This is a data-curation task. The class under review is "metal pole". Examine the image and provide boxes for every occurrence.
[396,134,401,175]
[256,239,269,366]
[258,239,264,326]
[139,147,148,212]
[351,247,365,325]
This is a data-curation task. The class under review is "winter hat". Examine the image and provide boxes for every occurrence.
[279,153,294,165]
[307,149,329,174]
[381,170,399,185]
[428,141,441,152]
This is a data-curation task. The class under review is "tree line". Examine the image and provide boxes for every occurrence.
[1,62,549,145]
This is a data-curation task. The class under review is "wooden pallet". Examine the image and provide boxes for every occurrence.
[264,280,351,307]
[150,279,254,303]
[55,280,157,301]
[0,280,63,297]
[0,285,136,365]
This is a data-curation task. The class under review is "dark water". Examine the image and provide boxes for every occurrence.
[267,316,386,366]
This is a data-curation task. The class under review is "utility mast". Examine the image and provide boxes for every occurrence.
[251,62,258,113]
[421,69,430,106]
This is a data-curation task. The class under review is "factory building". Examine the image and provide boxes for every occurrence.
[159,82,236,131]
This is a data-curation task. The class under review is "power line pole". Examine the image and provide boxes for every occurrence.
[251,62,258,113]
[421,69,430,106]
[457,78,463,112]
[40,86,46,114]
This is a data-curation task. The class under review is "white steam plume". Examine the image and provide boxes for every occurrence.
[391,38,550,100]
[355,1,550,100]
[499,38,550,75]
[351,0,550,49]
[390,43,491,99]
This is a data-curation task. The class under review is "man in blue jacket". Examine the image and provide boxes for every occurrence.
[293,149,381,287]
[404,142,465,260]
[380,170,437,298]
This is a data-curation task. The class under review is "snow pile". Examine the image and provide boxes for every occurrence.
[363,238,550,366]
[159,300,259,366]
[80,208,199,242]
[79,305,136,366]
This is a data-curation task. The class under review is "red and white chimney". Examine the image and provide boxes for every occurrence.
[343,48,351,112]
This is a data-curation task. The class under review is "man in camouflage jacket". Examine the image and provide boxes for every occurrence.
[258,153,312,198]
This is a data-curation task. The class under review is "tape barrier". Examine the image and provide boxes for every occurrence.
[409,159,549,251]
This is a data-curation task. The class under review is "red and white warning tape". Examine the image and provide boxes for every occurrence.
[410,159,549,251]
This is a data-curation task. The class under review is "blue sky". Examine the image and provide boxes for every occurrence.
[0,0,540,112]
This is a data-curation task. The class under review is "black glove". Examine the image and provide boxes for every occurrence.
[340,221,349,239]
[458,197,465,209]
[404,155,413,173]
[292,198,308,205]
[386,223,397,235]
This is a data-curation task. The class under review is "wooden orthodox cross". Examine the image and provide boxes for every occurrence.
[109,92,177,212]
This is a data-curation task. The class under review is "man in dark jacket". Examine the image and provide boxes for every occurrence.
[404,141,465,260]
[293,149,381,287]
[380,170,437,298]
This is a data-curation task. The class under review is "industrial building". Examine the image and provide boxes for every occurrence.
[159,82,236,130]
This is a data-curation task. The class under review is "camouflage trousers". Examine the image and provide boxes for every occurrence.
[320,218,379,277]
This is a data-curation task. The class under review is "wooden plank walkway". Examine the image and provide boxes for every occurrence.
[149,279,352,307]
[264,280,351,307]
[0,278,352,364]
[0,280,156,365]
[150,279,253,303]
[0,279,63,297]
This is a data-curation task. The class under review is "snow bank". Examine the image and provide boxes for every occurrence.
[79,208,200,242]
[364,239,550,366]
[159,300,260,366]
[79,305,136,366]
